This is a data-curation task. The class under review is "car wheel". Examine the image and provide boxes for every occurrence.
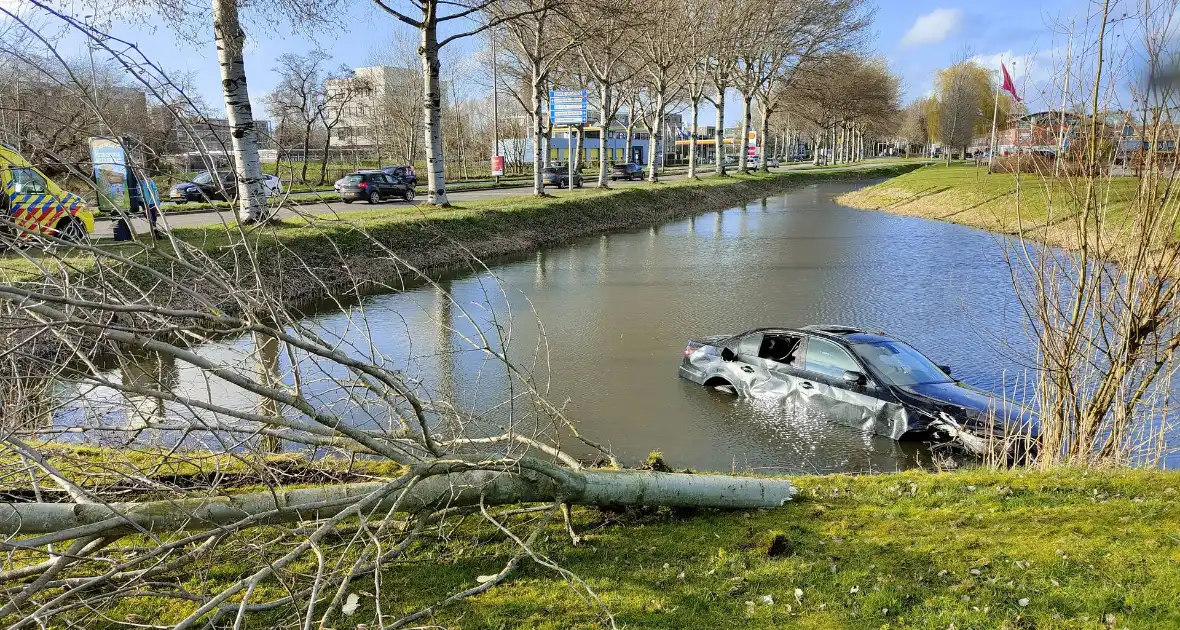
[55,217,86,243]
[403,188,415,202]
[368,190,381,204]
[575,179,583,188]
[343,199,352,204]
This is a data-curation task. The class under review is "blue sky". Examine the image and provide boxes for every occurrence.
[34,0,1095,124]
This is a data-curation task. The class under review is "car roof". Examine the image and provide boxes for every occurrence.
[729,325,894,344]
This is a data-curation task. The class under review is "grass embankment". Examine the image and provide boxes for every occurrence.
[1,163,919,309]
[836,163,1171,254]
[12,462,1178,629]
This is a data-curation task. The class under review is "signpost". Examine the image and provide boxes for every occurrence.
[550,90,588,192]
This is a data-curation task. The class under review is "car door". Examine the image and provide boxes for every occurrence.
[798,336,898,435]
[6,166,61,234]
[726,332,788,396]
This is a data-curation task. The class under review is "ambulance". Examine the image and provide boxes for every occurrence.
[0,144,94,242]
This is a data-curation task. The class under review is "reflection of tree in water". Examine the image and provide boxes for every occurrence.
[254,333,283,453]
[118,351,180,430]
[0,374,55,431]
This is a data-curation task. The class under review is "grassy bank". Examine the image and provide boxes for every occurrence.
[835,163,1170,253]
[19,465,1178,628]
[97,162,916,311]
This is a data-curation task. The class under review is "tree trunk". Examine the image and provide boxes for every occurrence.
[758,98,771,173]
[647,91,663,183]
[574,124,585,174]
[542,125,551,168]
[212,0,266,222]
[812,132,821,165]
[531,67,544,196]
[0,467,797,536]
[597,84,611,188]
[300,123,312,184]
[420,14,447,205]
[737,93,752,173]
[687,98,699,179]
[318,130,332,186]
[714,82,726,175]
[624,125,634,164]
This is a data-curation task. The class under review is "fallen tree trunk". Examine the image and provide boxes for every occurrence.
[0,468,796,538]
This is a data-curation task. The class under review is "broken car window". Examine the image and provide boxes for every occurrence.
[758,334,802,366]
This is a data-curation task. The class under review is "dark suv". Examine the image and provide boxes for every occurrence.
[610,162,644,181]
[170,170,236,203]
[339,171,416,204]
[541,167,582,188]
[380,165,417,186]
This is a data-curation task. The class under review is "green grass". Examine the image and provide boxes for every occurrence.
[836,163,1154,244]
[23,467,1180,629]
[3,162,921,305]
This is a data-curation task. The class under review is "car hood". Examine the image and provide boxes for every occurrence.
[894,381,1037,434]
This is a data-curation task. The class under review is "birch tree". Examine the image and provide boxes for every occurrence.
[373,0,549,204]
[635,0,687,182]
[572,0,643,187]
[498,0,579,195]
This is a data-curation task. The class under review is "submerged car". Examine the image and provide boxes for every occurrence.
[679,325,1038,455]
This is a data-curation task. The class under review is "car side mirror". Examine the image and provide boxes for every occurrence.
[937,364,952,376]
[720,347,737,362]
[842,370,867,386]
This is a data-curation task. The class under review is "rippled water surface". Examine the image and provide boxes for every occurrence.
[75,180,1116,473]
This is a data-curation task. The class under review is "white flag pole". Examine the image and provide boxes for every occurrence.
[988,58,1002,174]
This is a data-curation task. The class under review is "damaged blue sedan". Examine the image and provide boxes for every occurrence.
[679,325,1038,457]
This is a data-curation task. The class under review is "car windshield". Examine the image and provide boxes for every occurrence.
[851,340,952,386]
[542,168,558,174]
[191,172,213,185]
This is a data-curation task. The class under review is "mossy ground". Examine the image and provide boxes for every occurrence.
[16,466,1179,629]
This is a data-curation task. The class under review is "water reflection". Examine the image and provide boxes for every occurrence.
[58,180,1177,472]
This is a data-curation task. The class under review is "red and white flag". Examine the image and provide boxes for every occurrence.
[1001,62,1022,103]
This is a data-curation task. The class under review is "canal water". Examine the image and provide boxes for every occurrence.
[65,180,1145,473]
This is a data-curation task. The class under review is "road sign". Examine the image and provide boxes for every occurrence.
[550,89,588,125]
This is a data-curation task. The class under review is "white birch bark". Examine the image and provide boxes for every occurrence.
[714,81,726,175]
[421,14,448,205]
[212,0,266,222]
[737,93,752,173]
[758,96,771,173]
[596,84,611,187]
[0,468,796,536]
[687,98,700,178]
[646,92,663,182]
[531,66,545,195]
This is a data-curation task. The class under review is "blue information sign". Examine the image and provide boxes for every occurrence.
[549,89,588,125]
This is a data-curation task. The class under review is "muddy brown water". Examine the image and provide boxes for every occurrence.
[57,180,1176,473]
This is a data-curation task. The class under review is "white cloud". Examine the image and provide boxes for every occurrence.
[901,8,963,46]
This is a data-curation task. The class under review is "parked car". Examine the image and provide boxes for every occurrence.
[338,170,416,204]
[380,165,417,186]
[541,167,582,188]
[746,156,760,168]
[170,171,282,204]
[723,155,739,166]
[170,170,236,203]
[610,162,644,181]
[765,157,780,167]
[678,324,1038,456]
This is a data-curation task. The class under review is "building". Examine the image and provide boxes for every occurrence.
[969,111,1081,156]
[324,66,448,150]
[515,112,687,167]
[150,104,274,161]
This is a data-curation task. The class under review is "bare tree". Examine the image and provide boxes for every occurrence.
[266,51,330,184]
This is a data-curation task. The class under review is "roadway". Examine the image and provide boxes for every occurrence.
[90,162,888,239]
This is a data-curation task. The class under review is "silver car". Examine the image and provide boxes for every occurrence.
[678,324,1038,456]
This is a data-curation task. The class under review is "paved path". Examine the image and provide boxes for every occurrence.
[91,162,897,239]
